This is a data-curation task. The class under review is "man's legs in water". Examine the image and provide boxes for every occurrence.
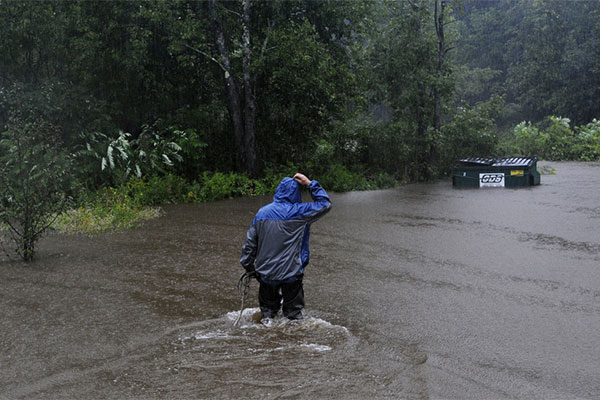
[258,281,282,319]
[281,278,304,320]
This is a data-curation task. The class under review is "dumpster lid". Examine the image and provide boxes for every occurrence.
[457,157,496,166]
[457,157,537,167]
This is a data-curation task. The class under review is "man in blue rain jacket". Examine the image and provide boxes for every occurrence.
[240,173,331,325]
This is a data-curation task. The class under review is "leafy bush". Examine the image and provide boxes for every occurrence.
[53,175,187,235]
[359,122,413,180]
[0,117,73,260]
[319,164,373,192]
[371,172,398,189]
[54,186,161,234]
[506,116,600,161]
[76,124,185,187]
[124,174,189,206]
[134,122,185,177]
[258,164,301,195]
[572,119,600,161]
[438,95,503,175]
[198,172,269,202]
[171,127,208,180]
[54,163,402,237]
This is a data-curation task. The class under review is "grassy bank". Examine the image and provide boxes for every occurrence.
[52,168,398,235]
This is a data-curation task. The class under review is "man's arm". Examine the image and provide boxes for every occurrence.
[240,223,258,271]
[294,172,331,222]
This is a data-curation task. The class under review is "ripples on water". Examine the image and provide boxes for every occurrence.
[2,162,599,399]
[107,309,372,399]
[178,308,349,354]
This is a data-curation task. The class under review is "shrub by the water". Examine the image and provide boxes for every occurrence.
[0,117,73,260]
[501,116,600,161]
[51,166,400,235]
[124,174,189,206]
[198,172,264,202]
[53,186,161,234]
[319,164,374,192]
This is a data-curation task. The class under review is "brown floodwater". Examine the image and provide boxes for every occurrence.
[1,162,599,399]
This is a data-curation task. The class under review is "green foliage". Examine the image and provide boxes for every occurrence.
[456,0,600,126]
[6,0,599,211]
[198,172,244,202]
[76,125,184,187]
[76,130,133,186]
[366,0,459,181]
[52,164,401,237]
[134,122,185,177]
[311,117,368,176]
[503,117,600,161]
[371,172,398,189]
[53,186,161,235]
[197,172,269,202]
[0,1,70,85]
[0,82,114,148]
[0,117,73,260]
[573,119,600,161]
[319,164,373,192]
[359,121,413,181]
[259,165,299,193]
[255,17,354,167]
[123,174,189,206]
[539,117,575,160]
[171,127,208,179]
[85,172,271,210]
[438,95,504,174]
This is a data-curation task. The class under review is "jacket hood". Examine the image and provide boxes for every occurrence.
[273,177,302,204]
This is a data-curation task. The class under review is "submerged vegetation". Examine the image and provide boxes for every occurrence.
[50,169,398,235]
[52,187,162,235]
[1,0,599,257]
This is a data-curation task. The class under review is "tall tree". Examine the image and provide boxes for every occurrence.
[433,0,453,133]
[190,0,370,175]
[369,0,450,180]
[205,0,257,177]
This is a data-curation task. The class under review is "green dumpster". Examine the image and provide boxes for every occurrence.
[452,157,541,188]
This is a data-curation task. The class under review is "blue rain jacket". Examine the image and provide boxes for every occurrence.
[240,178,331,283]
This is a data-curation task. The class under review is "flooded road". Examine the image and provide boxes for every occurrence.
[1,162,599,399]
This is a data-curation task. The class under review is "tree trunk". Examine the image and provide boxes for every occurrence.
[241,0,257,178]
[416,83,430,181]
[433,0,446,134]
[410,0,433,181]
[208,0,257,178]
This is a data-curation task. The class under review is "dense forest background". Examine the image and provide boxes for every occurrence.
[1,0,599,190]
[2,0,600,258]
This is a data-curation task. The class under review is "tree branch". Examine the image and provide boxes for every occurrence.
[0,234,13,260]
[222,6,242,18]
[434,0,440,37]
[443,19,457,27]
[184,44,227,73]
[408,0,421,12]
[4,219,22,238]
[32,195,68,238]
[259,19,273,61]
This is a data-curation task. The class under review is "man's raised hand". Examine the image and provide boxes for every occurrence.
[293,173,311,186]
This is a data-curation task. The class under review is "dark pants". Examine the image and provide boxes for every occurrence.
[258,277,304,320]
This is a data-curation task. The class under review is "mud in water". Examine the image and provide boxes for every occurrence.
[1,161,599,399]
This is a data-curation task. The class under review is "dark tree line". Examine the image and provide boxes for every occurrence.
[455,0,600,127]
[1,0,599,185]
